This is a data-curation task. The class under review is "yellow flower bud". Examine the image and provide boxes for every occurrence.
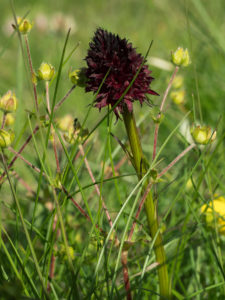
[172,75,184,89]
[2,113,15,126]
[182,49,191,67]
[0,91,18,112]
[16,17,33,35]
[38,62,55,81]
[0,129,15,148]
[69,68,87,87]
[191,125,216,145]
[170,90,185,105]
[201,196,225,234]
[56,114,74,132]
[59,245,75,261]
[171,47,191,67]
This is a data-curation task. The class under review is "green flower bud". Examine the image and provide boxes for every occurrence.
[16,17,33,35]
[170,90,185,105]
[38,62,55,81]
[0,129,15,148]
[191,125,216,145]
[0,91,18,112]
[69,68,87,87]
[171,47,191,67]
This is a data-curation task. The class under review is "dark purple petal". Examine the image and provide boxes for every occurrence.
[84,28,158,117]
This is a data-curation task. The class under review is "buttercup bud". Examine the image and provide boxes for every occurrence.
[56,114,74,132]
[59,245,75,261]
[0,129,15,148]
[191,125,216,145]
[64,127,88,145]
[38,62,55,81]
[201,196,225,234]
[171,47,191,67]
[170,90,185,105]
[69,68,87,87]
[0,91,18,112]
[172,75,184,89]
[16,17,33,35]
[1,113,15,126]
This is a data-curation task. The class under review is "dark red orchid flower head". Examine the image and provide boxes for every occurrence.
[85,28,158,117]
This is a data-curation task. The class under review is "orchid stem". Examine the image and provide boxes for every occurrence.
[123,108,170,299]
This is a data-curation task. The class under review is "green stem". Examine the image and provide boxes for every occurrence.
[123,108,170,299]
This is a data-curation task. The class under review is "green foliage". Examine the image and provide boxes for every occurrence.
[0,0,225,299]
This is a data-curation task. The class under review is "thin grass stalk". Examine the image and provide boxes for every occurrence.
[123,108,170,299]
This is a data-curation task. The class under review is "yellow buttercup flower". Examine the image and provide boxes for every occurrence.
[201,196,225,234]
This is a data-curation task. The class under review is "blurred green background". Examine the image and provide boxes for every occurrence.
[1,0,225,127]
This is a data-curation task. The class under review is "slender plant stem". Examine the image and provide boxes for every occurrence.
[129,143,195,241]
[0,84,75,183]
[1,150,50,299]
[45,81,51,114]
[8,146,42,174]
[0,125,39,183]
[53,85,76,112]
[121,250,132,300]
[24,35,38,112]
[1,113,7,129]
[123,108,170,299]
[152,66,179,160]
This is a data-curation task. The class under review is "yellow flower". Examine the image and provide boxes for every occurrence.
[201,196,225,234]
[0,113,15,127]
[170,90,185,105]
[38,62,55,81]
[191,125,216,145]
[17,17,33,35]
[0,91,18,113]
[56,114,74,132]
[171,47,191,67]
[59,245,75,261]
[172,75,184,89]
[0,129,15,148]
[69,68,87,87]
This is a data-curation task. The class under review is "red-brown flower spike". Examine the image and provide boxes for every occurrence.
[85,28,158,117]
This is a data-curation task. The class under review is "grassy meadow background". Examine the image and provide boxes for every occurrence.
[0,0,225,299]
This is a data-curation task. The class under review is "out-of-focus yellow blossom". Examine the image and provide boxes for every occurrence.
[170,90,185,105]
[191,125,216,145]
[201,196,225,234]
[56,114,74,132]
[0,91,18,113]
[16,17,33,35]
[0,129,15,148]
[171,47,191,67]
